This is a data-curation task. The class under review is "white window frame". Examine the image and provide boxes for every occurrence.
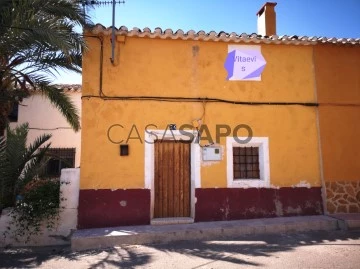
[226,137,270,188]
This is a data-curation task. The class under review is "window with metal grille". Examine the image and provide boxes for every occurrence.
[44,148,76,177]
[233,146,260,179]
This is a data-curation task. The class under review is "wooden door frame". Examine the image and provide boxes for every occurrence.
[145,130,201,220]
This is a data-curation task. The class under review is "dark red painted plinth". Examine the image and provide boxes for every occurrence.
[78,189,150,229]
[195,187,323,222]
[78,187,323,228]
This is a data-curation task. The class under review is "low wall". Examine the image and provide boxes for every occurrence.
[77,186,323,228]
[325,181,360,214]
[78,189,151,229]
[0,168,80,247]
[195,187,323,222]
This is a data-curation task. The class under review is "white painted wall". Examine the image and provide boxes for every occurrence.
[9,92,81,167]
[0,168,80,247]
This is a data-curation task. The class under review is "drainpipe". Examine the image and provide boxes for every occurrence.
[312,46,328,215]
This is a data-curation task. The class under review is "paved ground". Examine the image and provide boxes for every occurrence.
[71,215,339,250]
[1,230,360,268]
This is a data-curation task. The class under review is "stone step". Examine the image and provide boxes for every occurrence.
[329,214,360,230]
[71,215,339,251]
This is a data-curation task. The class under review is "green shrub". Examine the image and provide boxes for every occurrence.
[0,123,64,242]
[0,123,51,210]
[6,179,61,242]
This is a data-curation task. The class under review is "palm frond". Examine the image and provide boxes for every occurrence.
[0,123,29,207]
[0,0,89,132]
[0,123,53,207]
[38,84,80,131]
[0,134,10,208]
[20,133,52,171]
[18,138,51,191]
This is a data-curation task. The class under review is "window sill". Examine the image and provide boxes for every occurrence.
[230,179,269,188]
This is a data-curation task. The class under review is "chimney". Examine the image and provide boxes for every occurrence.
[257,2,277,36]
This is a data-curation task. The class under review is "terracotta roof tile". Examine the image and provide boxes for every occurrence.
[26,84,81,93]
[56,84,82,92]
[85,24,360,46]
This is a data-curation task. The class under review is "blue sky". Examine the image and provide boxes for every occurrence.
[55,0,360,84]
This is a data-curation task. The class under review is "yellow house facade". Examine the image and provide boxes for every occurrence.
[78,3,360,228]
[314,45,360,214]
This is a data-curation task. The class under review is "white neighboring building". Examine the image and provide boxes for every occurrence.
[9,85,81,175]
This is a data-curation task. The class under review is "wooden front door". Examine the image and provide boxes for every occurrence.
[154,141,191,218]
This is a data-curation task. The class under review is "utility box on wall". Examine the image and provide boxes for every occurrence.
[202,146,222,161]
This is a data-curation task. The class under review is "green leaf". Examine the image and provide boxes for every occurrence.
[0,0,89,132]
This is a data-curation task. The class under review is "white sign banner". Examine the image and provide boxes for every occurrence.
[224,45,266,81]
